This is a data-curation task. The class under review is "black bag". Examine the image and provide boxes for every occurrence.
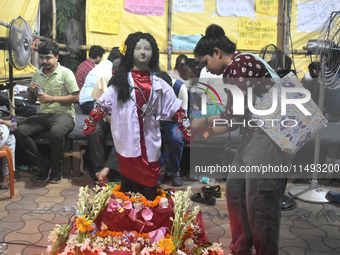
[15,99,37,117]
[0,94,37,117]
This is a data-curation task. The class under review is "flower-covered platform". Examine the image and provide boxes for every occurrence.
[47,184,224,255]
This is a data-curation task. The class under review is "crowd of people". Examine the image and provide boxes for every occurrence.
[1,24,340,255]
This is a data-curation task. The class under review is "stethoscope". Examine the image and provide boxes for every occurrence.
[129,74,154,117]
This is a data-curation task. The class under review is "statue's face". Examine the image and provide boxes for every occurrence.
[133,39,152,70]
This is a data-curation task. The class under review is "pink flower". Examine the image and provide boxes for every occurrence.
[123,200,133,209]
[142,209,153,221]
[107,199,121,212]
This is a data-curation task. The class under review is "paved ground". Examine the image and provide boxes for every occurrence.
[0,170,340,255]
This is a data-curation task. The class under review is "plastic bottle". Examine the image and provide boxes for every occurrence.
[199,176,216,185]
[38,86,44,94]
[10,118,17,131]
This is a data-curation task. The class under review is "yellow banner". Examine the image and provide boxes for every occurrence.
[88,0,123,34]
[255,0,278,17]
[237,18,277,50]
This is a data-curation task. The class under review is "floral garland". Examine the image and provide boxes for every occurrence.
[96,230,149,239]
[83,99,108,136]
[113,184,166,208]
[174,108,191,141]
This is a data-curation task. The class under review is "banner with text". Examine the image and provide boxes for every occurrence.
[237,17,277,50]
[88,0,123,34]
[125,0,165,16]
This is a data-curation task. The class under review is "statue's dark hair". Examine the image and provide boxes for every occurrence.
[194,24,236,57]
[109,32,160,102]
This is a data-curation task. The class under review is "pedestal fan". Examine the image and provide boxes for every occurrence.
[289,11,340,203]
[64,18,83,56]
[259,43,295,77]
[260,44,284,71]
[0,16,33,115]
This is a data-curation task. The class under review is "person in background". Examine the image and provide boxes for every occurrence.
[157,69,188,187]
[167,54,197,89]
[88,48,123,185]
[0,119,16,190]
[194,66,226,118]
[76,45,106,90]
[192,24,293,255]
[15,41,79,184]
[83,32,190,200]
[79,47,120,115]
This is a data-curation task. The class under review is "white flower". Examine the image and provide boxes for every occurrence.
[79,237,91,251]
[92,240,106,253]
[202,248,209,255]
[177,250,187,255]
[46,245,52,253]
[47,224,62,243]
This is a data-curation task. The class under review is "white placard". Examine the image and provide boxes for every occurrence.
[216,0,255,17]
[173,0,204,13]
[297,0,340,32]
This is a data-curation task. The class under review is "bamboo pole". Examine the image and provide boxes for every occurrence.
[167,0,172,70]
[52,0,56,40]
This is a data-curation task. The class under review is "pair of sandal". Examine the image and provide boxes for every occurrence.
[190,185,221,206]
[201,185,221,198]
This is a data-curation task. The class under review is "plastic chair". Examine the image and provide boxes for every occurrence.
[0,145,15,199]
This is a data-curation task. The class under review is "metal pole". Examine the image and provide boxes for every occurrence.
[276,0,285,53]
[8,64,15,116]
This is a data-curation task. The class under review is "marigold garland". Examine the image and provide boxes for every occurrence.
[112,184,166,208]
[96,230,149,239]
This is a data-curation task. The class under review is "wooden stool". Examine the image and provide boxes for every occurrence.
[0,145,15,199]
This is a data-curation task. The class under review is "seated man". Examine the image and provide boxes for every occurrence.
[76,45,105,90]
[15,41,79,184]
[79,47,120,115]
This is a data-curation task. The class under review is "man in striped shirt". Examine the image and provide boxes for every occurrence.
[76,45,105,89]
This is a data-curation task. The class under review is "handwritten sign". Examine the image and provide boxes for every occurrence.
[216,0,255,17]
[173,0,204,13]
[255,0,278,17]
[237,18,277,50]
[172,34,202,50]
[125,0,165,16]
[297,0,340,32]
[88,0,123,34]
